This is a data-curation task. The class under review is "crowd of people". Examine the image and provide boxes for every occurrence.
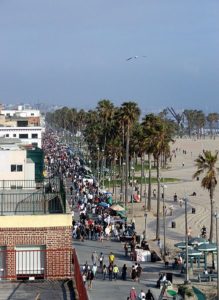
[42,128,156,300]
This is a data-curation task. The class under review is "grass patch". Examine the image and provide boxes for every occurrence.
[102,177,180,187]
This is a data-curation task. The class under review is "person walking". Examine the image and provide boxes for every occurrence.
[91,251,98,265]
[138,290,146,300]
[136,263,142,282]
[131,265,137,281]
[99,252,104,272]
[87,270,94,289]
[122,264,127,280]
[113,264,119,281]
[130,287,137,300]
[146,289,154,300]
[108,263,113,281]
[92,263,97,278]
[109,252,115,265]
[102,264,107,280]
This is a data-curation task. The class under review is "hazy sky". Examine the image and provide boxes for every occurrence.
[0,0,219,113]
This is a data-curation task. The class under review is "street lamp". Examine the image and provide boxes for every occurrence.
[161,183,167,256]
[184,196,190,284]
[144,213,148,240]
[144,174,148,211]
[214,212,219,300]
[101,149,104,188]
[122,162,126,204]
[131,165,135,219]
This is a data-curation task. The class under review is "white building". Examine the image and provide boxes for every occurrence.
[0,148,35,183]
[1,105,40,118]
[0,126,42,148]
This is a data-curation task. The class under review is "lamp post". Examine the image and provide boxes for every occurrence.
[144,174,148,211]
[161,183,167,256]
[131,165,135,220]
[184,197,190,284]
[101,149,104,188]
[215,212,219,300]
[122,162,126,204]
[144,213,147,240]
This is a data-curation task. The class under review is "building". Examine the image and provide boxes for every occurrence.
[0,140,72,280]
[0,104,43,148]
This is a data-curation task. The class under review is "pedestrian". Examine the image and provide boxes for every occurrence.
[102,264,107,280]
[113,264,119,280]
[92,263,97,278]
[82,272,87,286]
[109,252,115,264]
[145,289,154,300]
[124,242,129,257]
[91,251,98,265]
[131,265,137,281]
[87,270,94,289]
[99,252,104,271]
[108,263,113,281]
[138,289,146,300]
[122,264,127,280]
[130,287,137,300]
[136,263,142,282]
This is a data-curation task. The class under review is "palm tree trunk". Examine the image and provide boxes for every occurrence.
[156,156,161,240]
[147,153,152,211]
[125,124,129,209]
[209,190,214,242]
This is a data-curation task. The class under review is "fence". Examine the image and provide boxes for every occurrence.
[0,191,64,215]
[72,248,89,300]
[0,248,73,280]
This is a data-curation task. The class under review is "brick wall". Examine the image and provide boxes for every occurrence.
[0,226,72,279]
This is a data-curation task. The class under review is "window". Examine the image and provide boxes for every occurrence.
[17,165,23,172]
[31,113,34,116]
[11,165,16,172]
[13,134,16,137]
[19,134,28,139]
[5,134,9,137]
[11,165,23,172]
[31,134,38,139]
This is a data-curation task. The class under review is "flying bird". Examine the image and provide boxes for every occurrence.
[126,55,147,61]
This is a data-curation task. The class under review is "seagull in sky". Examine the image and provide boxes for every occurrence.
[126,55,147,61]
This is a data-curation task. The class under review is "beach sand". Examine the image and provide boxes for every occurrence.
[130,137,219,249]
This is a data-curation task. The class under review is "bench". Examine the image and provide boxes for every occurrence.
[209,274,218,281]
[198,273,218,282]
[198,274,210,282]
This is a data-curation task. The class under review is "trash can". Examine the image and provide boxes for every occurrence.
[192,207,196,214]
[172,221,176,228]
[136,235,140,244]
[166,272,173,283]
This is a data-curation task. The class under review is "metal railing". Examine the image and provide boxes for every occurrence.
[0,178,60,191]
[0,177,66,215]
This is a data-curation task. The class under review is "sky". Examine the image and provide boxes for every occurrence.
[0,0,219,113]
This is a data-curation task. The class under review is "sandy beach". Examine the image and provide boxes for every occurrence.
[131,137,219,250]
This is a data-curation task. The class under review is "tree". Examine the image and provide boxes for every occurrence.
[119,102,141,208]
[207,113,219,138]
[193,150,218,242]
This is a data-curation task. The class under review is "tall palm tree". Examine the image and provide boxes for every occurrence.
[119,102,141,208]
[193,150,218,242]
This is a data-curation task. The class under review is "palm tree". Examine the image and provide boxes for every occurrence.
[119,102,141,208]
[193,150,218,242]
